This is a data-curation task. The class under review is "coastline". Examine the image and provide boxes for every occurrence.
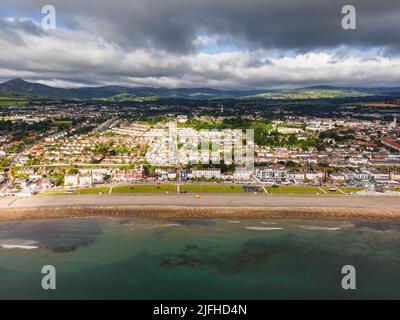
[0,194,400,222]
[1,205,400,222]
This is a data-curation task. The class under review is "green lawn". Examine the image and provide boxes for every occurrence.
[338,187,366,193]
[387,188,400,192]
[112,185,176,193]
[52,120,73,126]
[0,97,27,106]
[320,187,340,194]
[0,101,27,106]
[40,187,110,195]
[73,187,110,194]
[39,190,69,196]
[180,184,244,193]
[320,186,365,194]
[266,186,322,194]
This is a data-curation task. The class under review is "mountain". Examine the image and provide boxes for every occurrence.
[251,87,372,99]
[0,78,112,99]
[0,79,399,101]
[0,78,269,100]
[305,85,400,94]
[75,85,269,100]
[0,78,76,98]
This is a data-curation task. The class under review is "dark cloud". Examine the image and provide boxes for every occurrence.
[0,0,399,88]
[0,18,44,46]
[2,0,400,54]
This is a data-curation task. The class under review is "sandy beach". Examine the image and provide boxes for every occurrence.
[0,193,399,222]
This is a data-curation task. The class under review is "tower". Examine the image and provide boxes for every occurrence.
[389,116,397,129]
[220,104,224,114]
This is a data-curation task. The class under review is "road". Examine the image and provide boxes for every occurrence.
[1,193,400,209]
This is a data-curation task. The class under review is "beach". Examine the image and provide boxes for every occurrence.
[0,194,399,222]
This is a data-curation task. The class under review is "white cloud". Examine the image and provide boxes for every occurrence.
[1,18,400,88]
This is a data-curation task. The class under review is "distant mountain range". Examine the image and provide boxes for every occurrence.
[1,78,400,101]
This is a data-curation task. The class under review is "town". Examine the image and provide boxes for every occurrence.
[0,99,399,197]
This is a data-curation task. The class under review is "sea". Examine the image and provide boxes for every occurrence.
[0,217,399,299]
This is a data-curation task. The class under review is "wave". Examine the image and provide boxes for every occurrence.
[227,221,241,224]
[0,239,39,250]
[299,226,341,231]
[127,223,181,230]
[1,244,39,250]
[245,226,283,231]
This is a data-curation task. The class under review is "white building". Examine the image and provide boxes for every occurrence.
[353,171,370,181]
[305,172,324,180]
[364,168,390,180]
[177,115,188,123]
[29,174,43,181]
[18,155,29,165]
[167,171,177,180]
[191,168,222,180]
[390,171,400,181]
[287,172,305,180]
[330,172,346,181]
[79,175,93,186]
[255,167,286,181]
[233,169,252,181]
[277,127,303,134]
[64,174,79,187]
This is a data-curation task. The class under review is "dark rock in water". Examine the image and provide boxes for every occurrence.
[159,240,281,274]
[46,239,93,253]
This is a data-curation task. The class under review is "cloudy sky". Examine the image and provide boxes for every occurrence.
[1,0,400,89]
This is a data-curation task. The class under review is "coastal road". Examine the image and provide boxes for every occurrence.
[1,194,400,209]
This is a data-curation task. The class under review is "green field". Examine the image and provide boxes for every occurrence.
[99,93,159,102]
[38,184,372,196]
[387,188,400,192]
[265,186,322,194]
[320,186,366,194]
[73,187,110,194]
[112,185,176,193]
[0,100,27,106]
[320,186,339,193]
[0,96,28,106]
[40,187,110,195]
[180,184,244,193]
[52,120,73,126]
[253,89,370,100]
[39,190,69,196]
[338,187,366,193]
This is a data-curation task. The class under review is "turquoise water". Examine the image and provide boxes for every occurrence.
[0,217,399,299]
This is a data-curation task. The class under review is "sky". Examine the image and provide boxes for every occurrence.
[0,0,400,89]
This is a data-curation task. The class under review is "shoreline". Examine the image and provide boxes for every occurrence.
[1,205,400,222]
[0,194,399,222]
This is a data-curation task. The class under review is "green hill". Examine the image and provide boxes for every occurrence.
[250,88,371,99]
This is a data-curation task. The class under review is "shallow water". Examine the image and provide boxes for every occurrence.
[0,217,399,299]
